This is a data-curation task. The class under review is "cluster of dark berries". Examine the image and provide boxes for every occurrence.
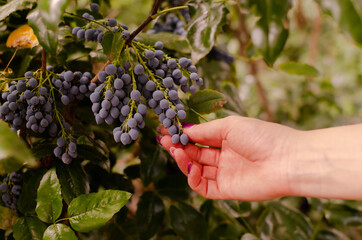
[87,40,203,146]
[53,70,94,105]
[0,172,22,210]
[0,71,57,135]
[53,134,77,164]
[89,62,147,145]
[71,3,130,43]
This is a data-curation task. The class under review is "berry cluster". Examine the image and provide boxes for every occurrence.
[0,172,22,210]
[53,70,94,105]
[53,134,78,164]
[147,14,187,36]
[71,3,130,43]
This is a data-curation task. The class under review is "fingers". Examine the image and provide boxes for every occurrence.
[184,144,220,167]
[159,135,184,151]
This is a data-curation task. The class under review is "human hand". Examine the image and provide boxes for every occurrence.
[158,116,298,201]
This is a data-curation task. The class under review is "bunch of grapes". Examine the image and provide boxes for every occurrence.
[53,131,78,165]
[147,13,187,36]
[53,70,94,105]
[0,172,22,210]
[71,3,130,43]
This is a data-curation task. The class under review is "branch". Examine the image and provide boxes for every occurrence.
[91,60,110,83]
[126,0,163,44]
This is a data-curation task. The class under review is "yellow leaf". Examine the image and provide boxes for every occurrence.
[6,25,39,48]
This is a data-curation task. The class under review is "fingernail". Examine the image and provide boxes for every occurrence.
[156,126,161,133]
[170,147,176,157]
[156,136,162,145]
[187,162,192,174]
[181,122,194,128]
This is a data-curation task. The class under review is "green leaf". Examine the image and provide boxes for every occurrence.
[137,33,190,54]
[155,176,189,201]
[187,1,228,63]
[0,0,35,21]
[0,205,17,230]
[112,31,125,60]
[169,202,208,240]
[220,83,246,116]
[17,169,46,214]
[324,0,362,46]
[247,0,292,65]
[13,217,47,240]
[188,89,227,114]
[0,121,37,174]
[139,130,167,186]
[42,224,77,240]
[56,161,90,205]
[68,190,131,232]
[278,62,319,77]
[101,31,114,56]
[27,9,58,56]
[38,0,70,31]
[325,204,362,226]
[77,144,109,170]
[31,143,56,159]
[35,168,63,223]
[256,208,274,239]
[136,191,165,240]
[269,201,312,239]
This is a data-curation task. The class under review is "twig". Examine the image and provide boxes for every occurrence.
[4,49,18,72]
[40,49,46,73]
[91,60,110,83]
[126,0,163,45]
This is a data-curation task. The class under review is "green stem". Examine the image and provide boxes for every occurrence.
[152,6,189,19]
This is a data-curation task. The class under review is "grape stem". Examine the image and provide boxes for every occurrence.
[40,49,47,73]
[126,0,163,45]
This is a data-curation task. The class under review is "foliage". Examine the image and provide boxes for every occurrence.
[0,0,361,239]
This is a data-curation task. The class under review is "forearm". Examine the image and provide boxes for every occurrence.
[288,124,362,200]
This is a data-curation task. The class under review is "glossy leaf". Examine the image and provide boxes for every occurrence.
[17,169,46,214]
[35,168,63,223]
[137,33,190,54]
[188,89,227,114]
[43,224,77,240]
[247,0,291,65]
[13,216,47,240]
[38,0,70,31]
[31,143,56,159]
[56,161,90,205]
[0,0,35,22]
[187,0,228,63]
[27,9,58,56]
[0,205,17,230]
[136,191,165,239]
[0,121,37,174]
[278,62,319,77]
[170,202,208,240]
[269,201,312,239]
[77,144,109,170]
[68,190,131,232]
[139,131,167,186]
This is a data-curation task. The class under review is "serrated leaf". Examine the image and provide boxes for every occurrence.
[187,0,228,63]
[27,9,58,56]
[170,202,208,240]
[278,62,319,77]
[42,224,77,240]
[136,191,165,240]
[247,0,291,65]
[188,89,226,114]
[6,25,39,48]
[68,190,131,232]
[0,205,17,230]
[56,161,90,205]
[137,33,190,54]
[17,169,46,214]
[0,0,35,22]
[38,0,70,31]
[13,217,47,240]
[35,168,63,223]
[0,121,37,174]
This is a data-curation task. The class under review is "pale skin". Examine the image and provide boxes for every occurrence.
[158,116,362,201]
